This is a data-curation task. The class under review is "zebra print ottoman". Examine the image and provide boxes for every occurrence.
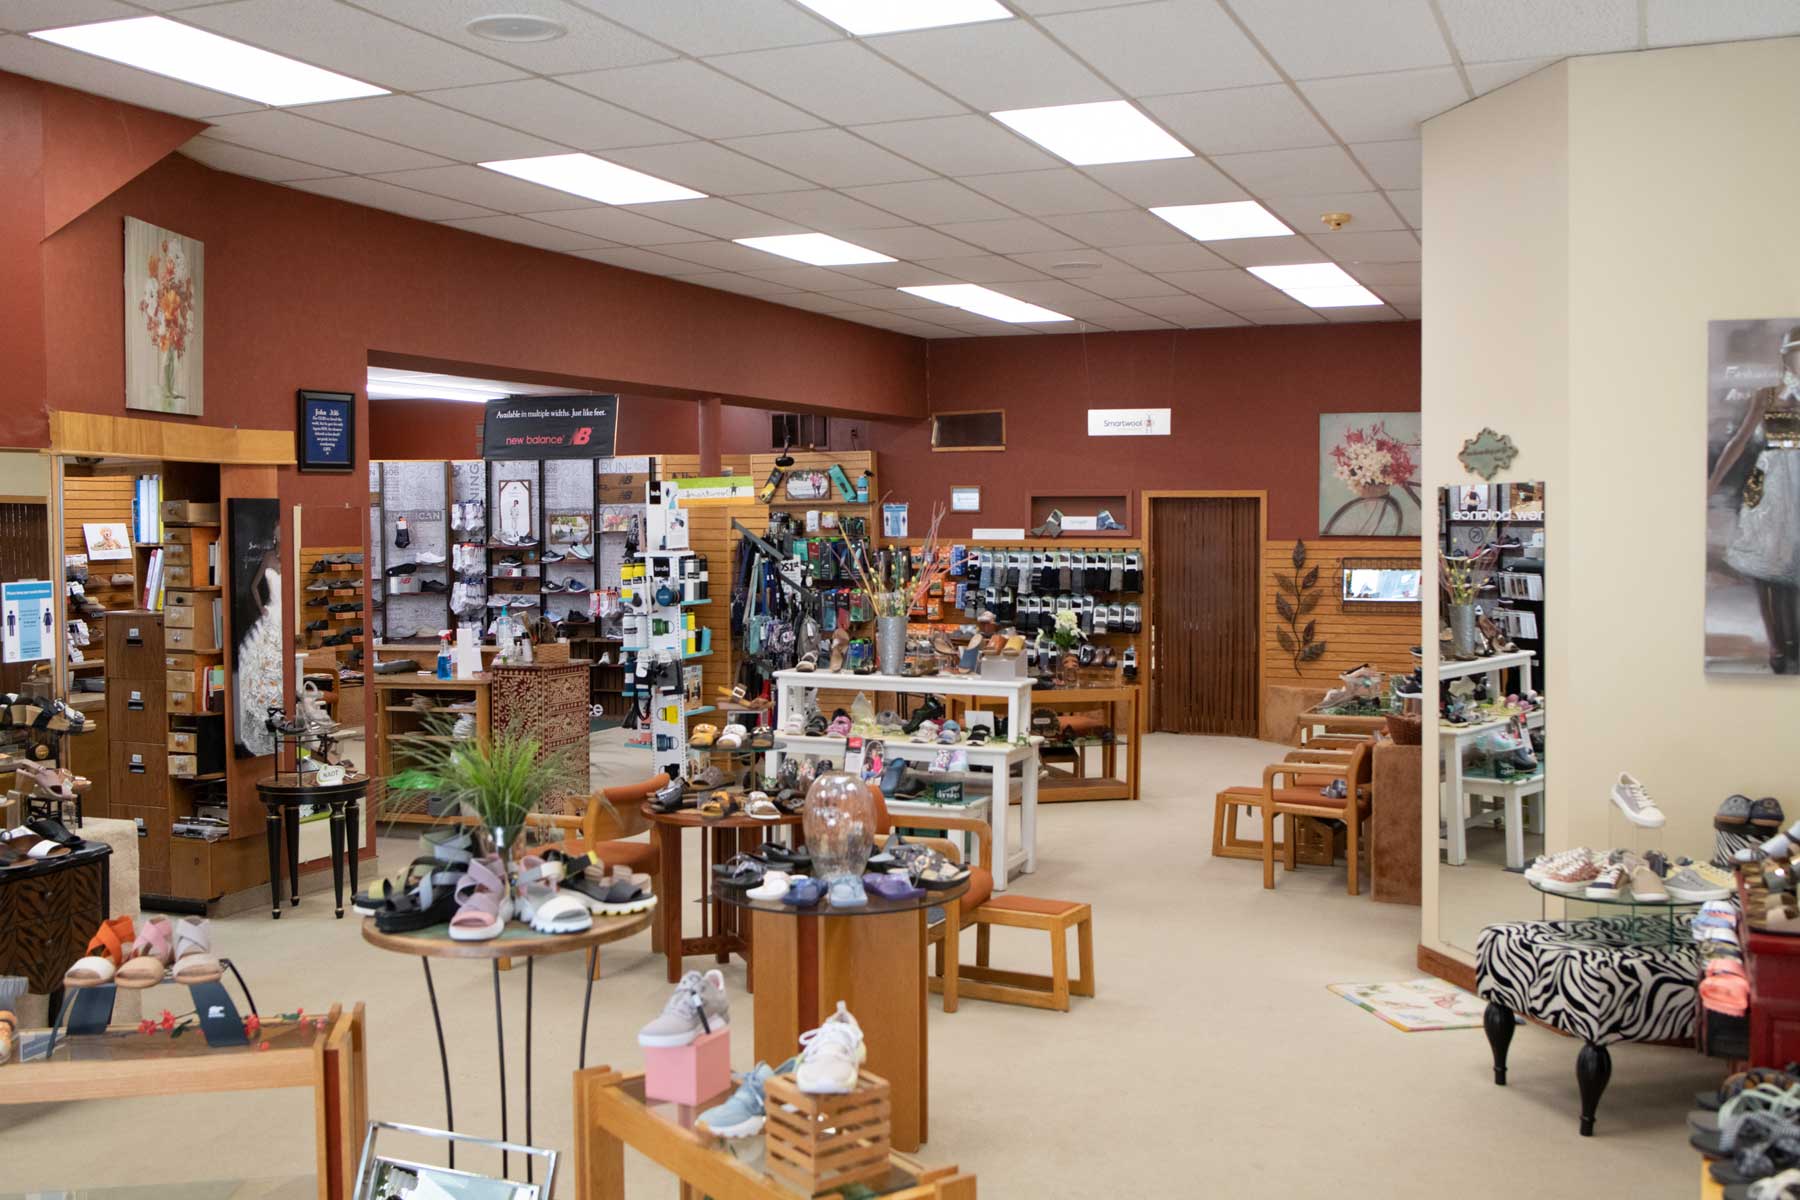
[1476,916,1703,1136]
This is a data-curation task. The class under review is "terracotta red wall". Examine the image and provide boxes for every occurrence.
[876,323,1420,540]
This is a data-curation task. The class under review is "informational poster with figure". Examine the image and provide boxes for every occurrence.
[2,579,54,663]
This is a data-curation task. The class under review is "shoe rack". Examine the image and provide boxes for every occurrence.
[297,545,364,729]
[371,460,454,644]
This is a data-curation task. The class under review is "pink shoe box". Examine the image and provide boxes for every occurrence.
[643,1025,731,1105]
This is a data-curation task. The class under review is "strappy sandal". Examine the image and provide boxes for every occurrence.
[744,792,781,820]
[916,859,970,890]
[565,869,658,915]
[354,856,440,915]
[712,854,766,889]
[116,915,175,988]
[795,650,819,673]
[448,857,512,942]
[65,915,135,988]
[512,856,565,927]
[828,629,850,672]
[715,723,747,750]
[171,917,223,984]
[26,817,82,849]
[373,865,467,933]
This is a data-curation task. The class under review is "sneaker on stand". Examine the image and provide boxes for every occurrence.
[637,969,730,1048]
[1610,772,1667,828]
[794,1001,865,1094]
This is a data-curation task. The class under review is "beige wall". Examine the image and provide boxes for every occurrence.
[0,450,49,498]
[1421,38,1800,962]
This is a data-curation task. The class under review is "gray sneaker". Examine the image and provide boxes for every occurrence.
[696,1057,796,1139]
[638,969,730,1047]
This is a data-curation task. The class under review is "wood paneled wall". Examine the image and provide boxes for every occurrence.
[1261,537,1421,691]
[657,454,752,715]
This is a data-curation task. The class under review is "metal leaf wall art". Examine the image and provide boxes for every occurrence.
[1274,540,1328,674]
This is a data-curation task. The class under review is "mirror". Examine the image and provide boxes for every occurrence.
[354,1122,555,1200]
[1435,481,1547,953]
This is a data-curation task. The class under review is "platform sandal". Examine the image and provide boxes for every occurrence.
[116,915,176,988]
[447,857,512,942]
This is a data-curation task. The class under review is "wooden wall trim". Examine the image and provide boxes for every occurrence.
[50,412,294,465]
[1417,943,1477,991]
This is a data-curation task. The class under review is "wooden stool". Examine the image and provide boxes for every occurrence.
[958,896,1094,1013]
[1213,787,1274,860]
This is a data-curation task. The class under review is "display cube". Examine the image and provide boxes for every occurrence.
[642,1026,730,1105]
[764,1070,891,1195]
[979,656,1027,679]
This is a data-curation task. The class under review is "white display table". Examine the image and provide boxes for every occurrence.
[1438,647,1536,695]
[1438,708,1545,866]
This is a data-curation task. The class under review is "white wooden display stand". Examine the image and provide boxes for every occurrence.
[1460,770,1546,869]
[769,668,1038,889]
[1438,709,1544,866]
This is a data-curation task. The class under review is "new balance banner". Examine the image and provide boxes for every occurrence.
[481,395,618,460]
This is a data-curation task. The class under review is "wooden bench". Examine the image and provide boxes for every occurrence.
[936,895,1094,1013]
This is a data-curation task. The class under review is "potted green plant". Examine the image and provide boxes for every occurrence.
[387,718,596,859]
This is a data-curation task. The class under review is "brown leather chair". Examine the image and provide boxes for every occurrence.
[1261,736,1376,894]
[538,773,669,949]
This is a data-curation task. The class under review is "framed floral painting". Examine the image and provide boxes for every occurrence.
[124,217,204,417]
[1318,412,1422,536]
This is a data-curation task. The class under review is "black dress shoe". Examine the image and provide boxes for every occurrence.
[901,696,945,734]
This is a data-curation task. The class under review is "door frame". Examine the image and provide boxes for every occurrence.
[1140,490,1267,735]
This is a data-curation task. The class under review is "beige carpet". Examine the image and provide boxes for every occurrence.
[2,733,1716,1198]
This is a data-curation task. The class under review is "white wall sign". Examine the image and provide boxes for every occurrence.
[950,486,980,512]
[2,579,54,663]
[1087,408,1171,436]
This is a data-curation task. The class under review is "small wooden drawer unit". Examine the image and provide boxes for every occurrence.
[104,612,163,676]
[166,664,202,696]
[165,623,218,652]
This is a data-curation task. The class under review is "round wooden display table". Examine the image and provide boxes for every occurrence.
[642,801,803,983]
[361,911,650,1180]
[255,773,369,919]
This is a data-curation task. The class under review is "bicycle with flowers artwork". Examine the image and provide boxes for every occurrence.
[1318,412,1421,536]
[124,217,204,417]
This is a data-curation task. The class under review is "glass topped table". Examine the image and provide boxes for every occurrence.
[1527,876,1701,945]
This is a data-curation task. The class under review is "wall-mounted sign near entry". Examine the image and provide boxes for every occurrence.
[2,579,54,663]
[1087,408,1171,436]
[1457,427,1519,480]
[297,389,355,472]
[481,395,618,460]
[950,485,981,512]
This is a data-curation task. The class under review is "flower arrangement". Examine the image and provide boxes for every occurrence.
[1440,543,1498,605]
[1330,421,1417,497]
[1049,607,1083,652]
[138,236,197,404]
[848,500,949,618]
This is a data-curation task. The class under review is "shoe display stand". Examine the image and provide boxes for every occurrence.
[372,460,457,643]
[768,668,1037,889]
[571,1065,977,1200]
[630,479,714,782]
[643,804,804,983]
[370,672,491,823]
[1459,767,1546,869]
[297,543,364,728]
[1,1004,369,1200]
[1438,707,1544,866]
[961,685,1140,803]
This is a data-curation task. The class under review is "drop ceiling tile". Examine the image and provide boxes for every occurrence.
[1384,189,1423,227]
[770,293,875,316]
[636,197,802,239]
[207,110,451,174]
[845,225,986,258]
[179,136,341,183]
[911,255,1049,283]
[1648,0,1800,45]
[933,218,1084,254]
[1072,271,1184,299]
[352,0,674,73]
[604,141,812,195]
[706,41,962,125]
[178,0,525,91]
[1041,209,1191,247]
[722,129,933,187]
[367,163,596,212]
[866,22,1116,112]
[841,179,1012,224]
[1094,315,1184,330]
[1436,0,1636,62]
[0,0,134,31]
[0,32,260,119]
[1463,58,1555,95]
[1228,0,1452,78]
[580,0,838,55]
[1299,68,1469,144]
[529,207,699,245]
[1039,2,1278,95]
[1264,190,1406,236]
[851,115,1056,176]
[1128,295,1236,321]
[1316,229,1421,263]
[286,175,493,221]
[654,240,793,271]
[557,60,825,140]
[1142,85,1334,156]
[1056,297,1152,319]
[1104,242,1235,272]
[1079,157,1246,206]
[1005,248,1124,273]
[1011,0,1160,11]
[1347,140,1421,189]
[844,310,960,336]
[571,246,711,275]
[997,278,1114,306]
[831,288,944,311]
[1320,306,1402,322]
[740,189,913,232]
[1372,283,1421,303]
[958,169,1131,217]
[677,271,803,298]
[1240,308,1327,324]
[1392,300,1422,318]
[1156,269,1291,307]
[302,96,564,163]
[421,79,685,150]
[741,264,871,291]
[438,214,610,253]
[1206,236,1333,268]
[823,261,965,287]
[1345,260,1420,285]
[1211,145,1371,195]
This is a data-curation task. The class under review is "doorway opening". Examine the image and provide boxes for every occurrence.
[1145,492,1264,736]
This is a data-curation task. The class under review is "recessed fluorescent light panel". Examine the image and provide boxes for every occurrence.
[735,234,896,266]
[1248,262,1383,308]
[793,0,1012,35]
[990,101,1191,167]
[900,284,1071,323]
[479,153,705,205]
[31,16,387,106]
[366,380,506,403]
[1151,201,1292,242]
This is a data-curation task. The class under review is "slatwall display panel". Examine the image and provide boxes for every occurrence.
[542,458,595,627]
[449,460,488,634]
[378,461,451,640]
[63,474,138,615]
[1260,536,1420,688]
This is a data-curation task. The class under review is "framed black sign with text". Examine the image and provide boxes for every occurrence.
[297,389,355,473]
[481,395,618,460]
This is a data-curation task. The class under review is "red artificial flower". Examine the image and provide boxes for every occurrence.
[159,1010,176,1031]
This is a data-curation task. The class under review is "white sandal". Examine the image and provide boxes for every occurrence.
[529,892,593,933]
[171,917,223,984]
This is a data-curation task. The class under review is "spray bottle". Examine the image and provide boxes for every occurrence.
[435,630,453,679]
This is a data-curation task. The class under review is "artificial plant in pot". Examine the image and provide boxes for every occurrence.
[387,717,594,860]
[1048,607,1084,687]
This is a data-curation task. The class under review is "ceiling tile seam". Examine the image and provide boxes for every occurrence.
[561,0,848,57]
[182,134,363,185]
[536,58,834,143]
[1421,0,1477,97]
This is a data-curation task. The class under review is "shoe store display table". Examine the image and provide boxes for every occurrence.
[361,913,651,1185]
[958,684,1140,803]
[713,878,971,1154]
[1439,647,1537,695]
[1458,768,1546,869]
[1477,913,1702,1136]
[644,803,805,984]
[254,773,369,920]
[1438,709,1544,866]
[0,839,111,1024]
[0,1004,367,1200]
[572,1066,978,1200]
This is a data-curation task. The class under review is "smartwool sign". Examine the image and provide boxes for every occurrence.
[481,395,618,460]
[1087,407,1171,436]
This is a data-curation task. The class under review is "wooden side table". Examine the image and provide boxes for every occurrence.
[0,841,111,1021]
[255,774,369,919]
[643,803,803,984]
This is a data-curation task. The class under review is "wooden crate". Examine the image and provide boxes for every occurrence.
[763,1071,891,1195]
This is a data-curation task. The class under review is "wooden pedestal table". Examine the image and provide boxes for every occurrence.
[0,1004,367,1200]
[960,684,1140,802]
[643,802,803,984]
[715,878,970,1153]
[361,912,650,1183]
[255,773,369,919]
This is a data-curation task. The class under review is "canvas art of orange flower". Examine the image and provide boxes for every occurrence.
[138,236,196,402]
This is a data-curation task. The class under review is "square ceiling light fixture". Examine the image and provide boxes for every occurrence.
[735,233,896,266]
[793,0,1012,35]
[990,101,1191,167]
[31,16,387,106]
[479,153,704,205]
[1248,262,1384,308]
[1151,200,1292,242]
[900,284,1071,323]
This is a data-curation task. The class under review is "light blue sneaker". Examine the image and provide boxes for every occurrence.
[826,875,868,907]
[697,1058,796,1138]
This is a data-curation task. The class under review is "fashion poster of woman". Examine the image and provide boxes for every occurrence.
[1707,319,1800,675]
[228,498,283,754]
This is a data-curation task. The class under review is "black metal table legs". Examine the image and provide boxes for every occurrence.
[264,806,283,919]
[421,959,456,1170]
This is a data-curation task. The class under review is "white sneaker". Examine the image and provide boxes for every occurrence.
[748,871,790,901]
[1609,773,1666,828]
[795,1002,865,1094]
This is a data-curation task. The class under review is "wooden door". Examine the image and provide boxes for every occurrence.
[1149,496,1261,735]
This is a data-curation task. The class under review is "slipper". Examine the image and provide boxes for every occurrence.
[698,791,738,819]
[864,872,923,902]
[528,892,592,934]
[448,857,512,942]
[805,714,828,736]
[782,877,825,907]
[171,917,224,985]
[712,854,766,889]
[690,723,719,748]
[917,860,971,890]
[716,723,748,750]
[747,726,776,751]
[745,792,781,820]
[116,916,175,988]
[748,870,791,901]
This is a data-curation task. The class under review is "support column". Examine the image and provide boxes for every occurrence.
[697,397,722,475]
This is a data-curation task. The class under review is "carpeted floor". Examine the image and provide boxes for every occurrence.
[2,732,1714,1198]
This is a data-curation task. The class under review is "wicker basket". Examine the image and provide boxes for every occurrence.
[1385,713,1423,745]
[763,1071,891,1195]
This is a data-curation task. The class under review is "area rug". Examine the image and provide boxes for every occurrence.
[1327,978,1490,1032]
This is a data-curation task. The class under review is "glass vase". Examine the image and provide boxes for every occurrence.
[803,771,875,905]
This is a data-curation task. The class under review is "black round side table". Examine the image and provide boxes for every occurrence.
[253,774,368,919]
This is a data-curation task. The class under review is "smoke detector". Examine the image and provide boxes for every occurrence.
[466,14,568,42]
[1320,212,1352,232]
[1046,258,1103,278]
